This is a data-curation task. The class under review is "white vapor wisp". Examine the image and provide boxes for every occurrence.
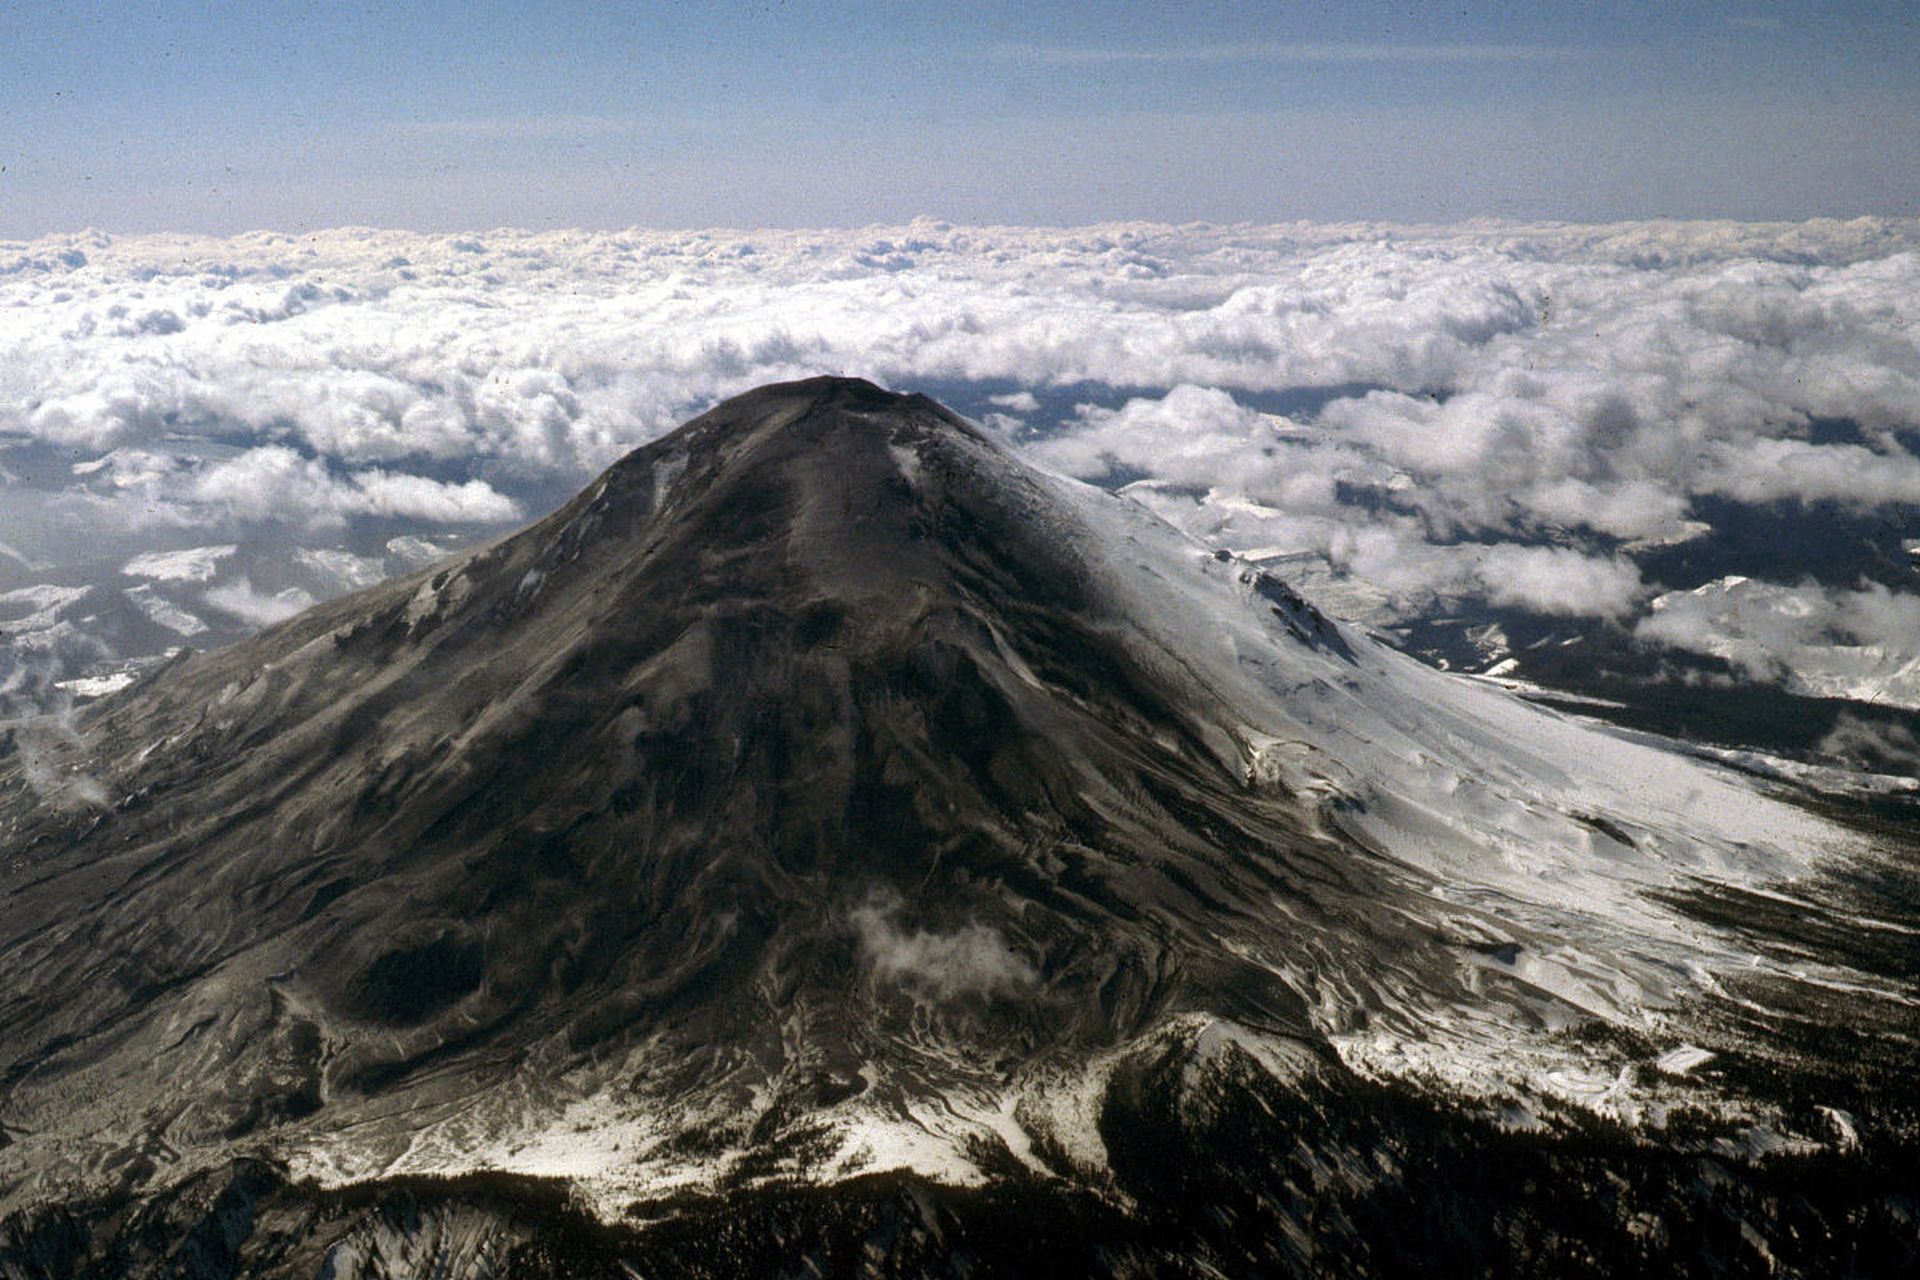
[4,217,1920,701]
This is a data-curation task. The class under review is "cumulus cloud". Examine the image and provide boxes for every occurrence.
[12,717,108,810]
[850,895,1038,1001]
[1031,386,1647,618]
[0,648,107,811]
[1637,578,1920,709]
[203,577,316,627]
[1473,545,1645,619]
[7,219,1916,482]
[183,447,519,529]
[1699,439,1920,507]
[1030,385,1275,485]
[1818,714,1920,775]
[4,217,1920,700]
[1516,477,1692,542]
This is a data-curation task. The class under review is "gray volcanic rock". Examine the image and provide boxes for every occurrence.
[1,377,1916,1277]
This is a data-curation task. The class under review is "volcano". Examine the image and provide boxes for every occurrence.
[2,377,1916,1277]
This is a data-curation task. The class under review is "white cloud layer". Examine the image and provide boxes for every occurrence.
[4,217,1920,687]
[7,219,1917,479]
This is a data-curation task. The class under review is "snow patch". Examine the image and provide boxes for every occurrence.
[122,544,236,583]
[53,671,137,699]
[1655,1045,1717,1076]
[124,583,208,637]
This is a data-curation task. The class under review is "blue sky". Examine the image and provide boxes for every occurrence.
[3,1,1916,234]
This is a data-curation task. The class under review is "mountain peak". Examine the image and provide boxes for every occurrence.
[725,372,918,411]
[1,380,1908,1274]
[559,374,966,514]
[629,373,970,458]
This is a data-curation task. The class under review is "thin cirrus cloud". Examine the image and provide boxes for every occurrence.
[3,216,1919,687]
[389,116,667,141]
[991,41,1584,66]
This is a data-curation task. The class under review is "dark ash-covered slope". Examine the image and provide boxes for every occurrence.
[3,378,1356,1159]
[2,377,1916,1278]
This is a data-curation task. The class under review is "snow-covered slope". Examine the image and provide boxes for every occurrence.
[1013,448,1873,1109]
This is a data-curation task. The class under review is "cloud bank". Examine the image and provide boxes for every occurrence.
[4,217,1920,702]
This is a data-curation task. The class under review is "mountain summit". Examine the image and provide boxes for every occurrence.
[2,377,1915,1276]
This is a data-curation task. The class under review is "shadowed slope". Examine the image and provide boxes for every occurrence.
[0,379,1389,1197]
